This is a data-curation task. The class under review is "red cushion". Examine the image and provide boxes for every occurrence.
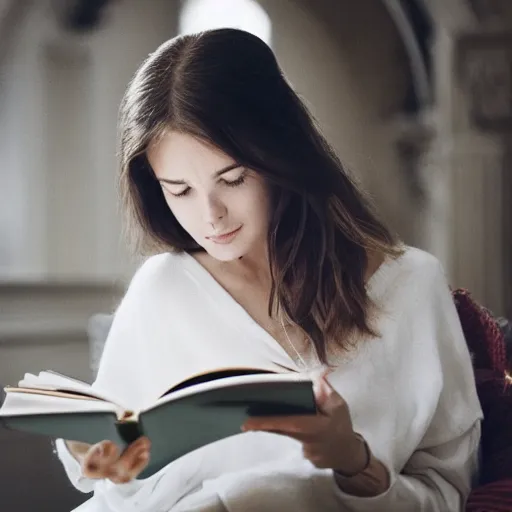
[466,479,512,511]
[452,289,507,374]
[452,289,512,485]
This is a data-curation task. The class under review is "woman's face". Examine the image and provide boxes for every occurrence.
[147,131,270,262]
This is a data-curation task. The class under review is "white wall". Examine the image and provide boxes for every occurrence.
[0,1,181,423]
[82,0,180,281]
[0,0,180,282]
[0,0,413,282]
[0,2,49,278]
[258,0,413,241]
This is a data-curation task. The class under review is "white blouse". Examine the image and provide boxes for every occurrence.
[56,246,483,512]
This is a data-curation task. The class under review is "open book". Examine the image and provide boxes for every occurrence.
[0,368,316,478]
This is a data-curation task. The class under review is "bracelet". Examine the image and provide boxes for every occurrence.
[333,433,372,479]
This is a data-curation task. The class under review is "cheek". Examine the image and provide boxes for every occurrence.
[248,185,271,219]
[165,198,198,233]
[238,187,271,234]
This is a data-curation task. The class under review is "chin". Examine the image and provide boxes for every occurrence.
[204,243,247,262]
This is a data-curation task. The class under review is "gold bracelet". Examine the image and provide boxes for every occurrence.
[333,433,372,478]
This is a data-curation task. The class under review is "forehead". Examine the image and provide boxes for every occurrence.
[147,131,234,178]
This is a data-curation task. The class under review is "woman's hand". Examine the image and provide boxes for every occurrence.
[241,372,368,475]
[66,436,151,484]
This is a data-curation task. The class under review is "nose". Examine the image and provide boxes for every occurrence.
[202,193,227,227]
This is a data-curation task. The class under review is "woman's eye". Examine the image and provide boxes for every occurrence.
[172,188,190,197]
[223,174,246,187]
[162,185,190,198]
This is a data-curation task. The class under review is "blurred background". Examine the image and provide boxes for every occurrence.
[0,0,511,509]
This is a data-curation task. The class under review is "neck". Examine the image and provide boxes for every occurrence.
[229,245,271,285]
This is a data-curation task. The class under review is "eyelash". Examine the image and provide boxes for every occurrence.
[169,174,247,198]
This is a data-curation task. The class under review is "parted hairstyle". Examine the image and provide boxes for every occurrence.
[118,28,402,363]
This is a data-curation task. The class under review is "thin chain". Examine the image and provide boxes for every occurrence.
[279,315,310,370]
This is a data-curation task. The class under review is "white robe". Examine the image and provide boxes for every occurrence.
[56,246,483,511]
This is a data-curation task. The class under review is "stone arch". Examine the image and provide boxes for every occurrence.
[381,0,433,111]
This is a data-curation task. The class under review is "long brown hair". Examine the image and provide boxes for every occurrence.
[118,28,402,363]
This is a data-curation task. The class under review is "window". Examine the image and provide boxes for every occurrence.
[179,0,271,46]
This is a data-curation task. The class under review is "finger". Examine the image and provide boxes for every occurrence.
[243,415,328,434]
[124,444,151,472]
[302,441,326,459]
[107,465,132,484]
[301,441,333,468]
[108,448,150,484]
[121,436,151,456]
[243,425,315,442]
[127,448,150,476]
[115,437,151,476]
[265,429,319,443]
[312,369,331,403]
[313,374,345,415]
[83,441,120,478]
[83,437,149,480]
[309,366,331,382]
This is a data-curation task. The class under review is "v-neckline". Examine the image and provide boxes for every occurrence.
[179,249,398,368]
[180,251,296,368]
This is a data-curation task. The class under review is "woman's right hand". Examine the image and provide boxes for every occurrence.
[65,436,151,484]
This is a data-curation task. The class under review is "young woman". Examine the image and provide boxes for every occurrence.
[56,28,482,511]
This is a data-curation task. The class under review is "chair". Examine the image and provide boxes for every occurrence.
[453,289,512,511]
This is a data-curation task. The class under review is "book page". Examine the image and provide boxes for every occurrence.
[0,390,122,417]
[161,367,276,396]
[147,371,312,412]
[16,371,122,406]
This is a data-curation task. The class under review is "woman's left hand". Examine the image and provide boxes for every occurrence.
[241,371,368,475]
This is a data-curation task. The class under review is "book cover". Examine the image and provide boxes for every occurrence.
[0,368,316,478]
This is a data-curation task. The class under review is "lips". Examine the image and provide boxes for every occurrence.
[206,226,242,243]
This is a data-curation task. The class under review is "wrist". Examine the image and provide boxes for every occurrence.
[333,432,370,477]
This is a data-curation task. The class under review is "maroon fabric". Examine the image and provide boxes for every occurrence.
[453,289,512,485]
[452,289,512,509]
[452,289,507,375]
[466,479,512,511]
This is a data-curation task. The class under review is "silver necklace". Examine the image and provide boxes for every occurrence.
[279,315,311,370]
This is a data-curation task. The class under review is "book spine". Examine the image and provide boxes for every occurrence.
[116,420,143,445]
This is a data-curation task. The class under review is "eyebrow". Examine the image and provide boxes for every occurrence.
[157,163,242,185]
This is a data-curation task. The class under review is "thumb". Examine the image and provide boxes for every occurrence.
[313,371,341,415]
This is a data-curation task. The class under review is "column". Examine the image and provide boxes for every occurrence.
[422,25,511,317]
